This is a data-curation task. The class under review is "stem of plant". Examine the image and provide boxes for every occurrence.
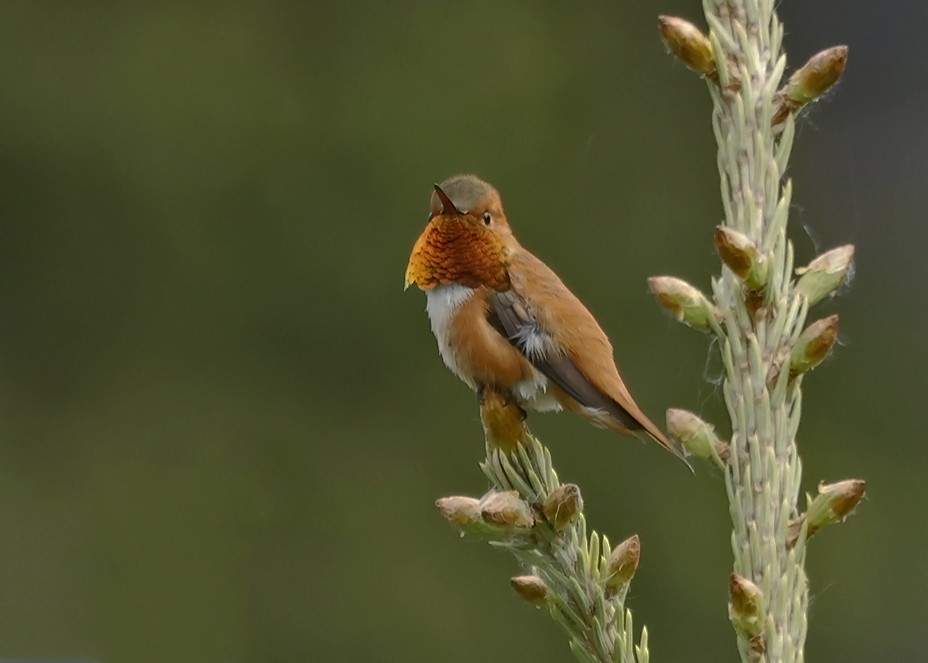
[657,3,863,662]
[436,388,650,663]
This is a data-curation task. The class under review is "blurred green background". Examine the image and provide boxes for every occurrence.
[0,1,923,661]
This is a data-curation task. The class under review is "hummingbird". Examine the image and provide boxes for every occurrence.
[404,174,687,463]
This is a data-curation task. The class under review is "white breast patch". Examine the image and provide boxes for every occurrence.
[425,284,476,386]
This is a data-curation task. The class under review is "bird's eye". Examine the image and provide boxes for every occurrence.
[482,212,492,226]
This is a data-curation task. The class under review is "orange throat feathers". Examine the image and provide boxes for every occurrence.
[405,215,510,291]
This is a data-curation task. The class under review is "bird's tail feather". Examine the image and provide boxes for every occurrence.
[604,415,694,472]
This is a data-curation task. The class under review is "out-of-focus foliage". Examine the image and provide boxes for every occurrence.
[0,1,923,661]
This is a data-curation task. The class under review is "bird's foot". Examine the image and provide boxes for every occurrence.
[477,385,529,453]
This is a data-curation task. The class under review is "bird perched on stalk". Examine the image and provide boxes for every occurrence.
[405,174,687,464]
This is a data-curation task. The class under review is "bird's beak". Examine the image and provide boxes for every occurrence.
[433,184,461,215]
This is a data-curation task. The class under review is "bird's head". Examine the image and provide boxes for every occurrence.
[404,174,515,291]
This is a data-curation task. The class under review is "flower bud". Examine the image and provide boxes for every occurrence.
[790,315,839,376]
[604,534,640,598]
[543,483,583,530]
[728,574,764,638]
[666,408,728,468]
[658,16,716,77]
[510,575,549,606]
[437,496,509,537]
[436,496,481,527]
[436,496,507,537]
[786,46,849,104]
[480,490,534,529]
[714,226,768,289]
[773,46,849,124]
[648,276,720,333]
[805,479,867,538]
[795,244,855,306]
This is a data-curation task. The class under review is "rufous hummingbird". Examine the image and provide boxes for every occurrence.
[405,174,687,463]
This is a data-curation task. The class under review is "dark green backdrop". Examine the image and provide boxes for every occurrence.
[0,1,923,661]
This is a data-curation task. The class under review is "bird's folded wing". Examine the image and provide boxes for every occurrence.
[488,290,641,431]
